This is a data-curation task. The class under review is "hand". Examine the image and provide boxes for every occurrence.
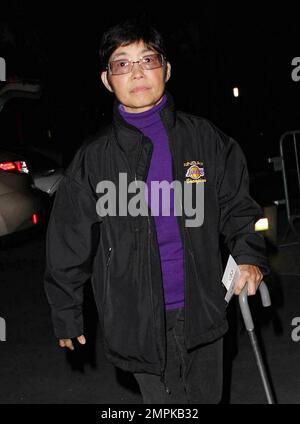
[59,335,86,351]
[234,265,263,296]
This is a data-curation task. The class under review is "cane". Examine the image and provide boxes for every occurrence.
[238,281,276,404]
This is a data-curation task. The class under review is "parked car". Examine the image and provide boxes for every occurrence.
[2,145,64,196]
[0,81,41,113]
[0,148,50,237]
[0,81,63,242]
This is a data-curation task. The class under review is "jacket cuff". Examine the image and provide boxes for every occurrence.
[234,255,270,276]
[51,309,84,339]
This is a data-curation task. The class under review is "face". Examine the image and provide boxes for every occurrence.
[101,41,171,113]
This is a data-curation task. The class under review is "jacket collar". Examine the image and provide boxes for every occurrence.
[112,91,176,153]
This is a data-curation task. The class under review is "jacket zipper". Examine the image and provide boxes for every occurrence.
[133,176,140,284]
[161,122,189,347]
[135,164,170,394]
[147,213,170,395]
[126,137,169,395]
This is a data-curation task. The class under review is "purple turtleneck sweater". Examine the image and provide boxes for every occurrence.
[119,95,184,310]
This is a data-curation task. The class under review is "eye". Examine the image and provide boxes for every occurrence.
[143,55,154,63]
[113,60,129,71]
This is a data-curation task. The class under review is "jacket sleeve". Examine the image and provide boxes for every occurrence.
[216,135,270,276]
[44,158,100,339]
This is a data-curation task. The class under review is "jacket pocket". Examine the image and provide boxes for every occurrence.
[133,228,140,285]
[131,217,141,286]
[103,247,112,313]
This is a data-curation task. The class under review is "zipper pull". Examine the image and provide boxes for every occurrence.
[160,371,171,395]
[106,247,112,267]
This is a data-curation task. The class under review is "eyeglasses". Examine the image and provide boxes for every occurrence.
[107,53,165,75]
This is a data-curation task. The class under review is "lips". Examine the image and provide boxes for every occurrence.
[131,86,150,93]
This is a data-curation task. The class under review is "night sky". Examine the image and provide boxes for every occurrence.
[1,1,300,173]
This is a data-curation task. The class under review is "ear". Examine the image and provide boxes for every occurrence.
[165,62,171,83]
[101,70,114,93]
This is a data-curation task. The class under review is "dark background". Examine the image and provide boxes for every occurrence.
[1,2,300,405]
[1,1,299,175]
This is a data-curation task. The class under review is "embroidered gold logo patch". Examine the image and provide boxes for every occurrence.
[184,161,206,183]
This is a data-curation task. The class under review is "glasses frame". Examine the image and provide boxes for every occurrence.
[107,53,166,76]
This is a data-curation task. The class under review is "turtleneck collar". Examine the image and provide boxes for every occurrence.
[118,94,167,130]
[112,91,176,133]
[111,91,176,156]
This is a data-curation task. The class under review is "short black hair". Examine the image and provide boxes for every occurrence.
[99,18,167,70]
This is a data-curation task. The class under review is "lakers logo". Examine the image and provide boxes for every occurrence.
[186,165,202,180]
[184,161,206,183]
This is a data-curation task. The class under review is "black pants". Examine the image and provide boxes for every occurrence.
[133,307,223,404]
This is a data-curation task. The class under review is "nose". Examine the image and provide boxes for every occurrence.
[131,61,145,78]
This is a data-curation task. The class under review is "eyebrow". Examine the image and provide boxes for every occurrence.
[111,48,155,61]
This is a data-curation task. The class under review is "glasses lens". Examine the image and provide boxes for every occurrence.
[108,54,164,75]
[141,54,163,70]
[110,60,130,75]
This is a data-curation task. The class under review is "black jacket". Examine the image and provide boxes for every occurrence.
[44,93,269,382]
